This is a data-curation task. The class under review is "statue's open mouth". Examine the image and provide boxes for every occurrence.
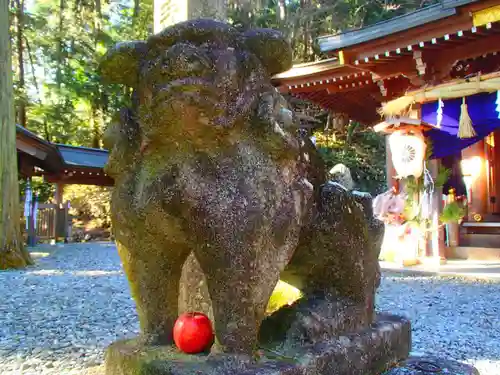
[157,77,212,92]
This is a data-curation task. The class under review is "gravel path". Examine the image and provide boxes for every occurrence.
[0,243,138,375]
[377,274,500,375]
[0,243,499,374]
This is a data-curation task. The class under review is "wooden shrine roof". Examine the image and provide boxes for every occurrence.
[272,0,500,126]
[317,0,479,53]
[16,125,113,186]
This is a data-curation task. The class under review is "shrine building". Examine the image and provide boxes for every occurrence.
[272,0,500,263]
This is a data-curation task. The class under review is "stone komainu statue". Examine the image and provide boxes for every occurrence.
[329,163,355,190]
[100,19,383,356]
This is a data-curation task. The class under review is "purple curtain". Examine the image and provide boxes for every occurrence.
[421,92,500,159]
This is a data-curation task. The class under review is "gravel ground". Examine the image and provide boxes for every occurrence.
[0,242,499,374]
[0,243,138,375]
[377,274,500,375]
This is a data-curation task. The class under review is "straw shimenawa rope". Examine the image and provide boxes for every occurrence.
[377,95,416,118]
[379,73,500,117]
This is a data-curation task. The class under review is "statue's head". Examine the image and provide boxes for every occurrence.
[100,19,298,180]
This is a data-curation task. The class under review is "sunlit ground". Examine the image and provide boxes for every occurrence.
[29,251,51,259]
[266,280,302,314]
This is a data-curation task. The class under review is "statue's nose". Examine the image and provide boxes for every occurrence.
[214,53,239,90]
[140,137,150,153]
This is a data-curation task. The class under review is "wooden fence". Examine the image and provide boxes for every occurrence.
[36,204,57,240]
[24,201,70,246]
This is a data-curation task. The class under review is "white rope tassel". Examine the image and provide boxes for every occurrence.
[458,97,477,139]
[496,90,500,119]
[421,163,434,220]
[436,98,444,128]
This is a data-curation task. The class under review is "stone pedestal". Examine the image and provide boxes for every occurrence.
[105,314,411,375]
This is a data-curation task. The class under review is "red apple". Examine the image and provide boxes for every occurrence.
[173,312,214,354]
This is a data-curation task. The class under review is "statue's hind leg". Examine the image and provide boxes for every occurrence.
[116,236,191,345]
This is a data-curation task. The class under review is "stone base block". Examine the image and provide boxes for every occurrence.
[383,356,480,375]
[105,314,410,375]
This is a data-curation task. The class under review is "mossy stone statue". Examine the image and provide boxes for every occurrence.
[102,18,311,355]
[101,19,412,375]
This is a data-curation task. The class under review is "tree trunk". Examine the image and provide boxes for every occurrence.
[15,0,26,128]
[56,0,64,88]
[91,107,103,149]
[300,0,309,61]
[95,0,101,19]
[133,0,140,19]
[92,2,102,149]
[277,0,286,24]
[0,0,33,269]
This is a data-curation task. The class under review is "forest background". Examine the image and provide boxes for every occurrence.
[10,0,439,234]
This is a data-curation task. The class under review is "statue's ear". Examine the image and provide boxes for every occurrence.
[243,29,293,76]
[99,41,147,87]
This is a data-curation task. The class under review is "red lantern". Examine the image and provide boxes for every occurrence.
[173,312,214,354]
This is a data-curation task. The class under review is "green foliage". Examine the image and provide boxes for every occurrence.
[9,0,152,229]
[440,201,466,224]
[403,166,450,197]
[434,165,451,189]
[227,0,440,62]
[314,127,387,194]
[401,163,452,233]
[64,185,112,228]
[11,0,153,146]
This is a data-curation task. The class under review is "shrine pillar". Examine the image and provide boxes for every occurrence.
[427,159,447,262]
[54,183,68,242]
[55,182,64,206]
[385,136,396,190]
[25,177,37,247]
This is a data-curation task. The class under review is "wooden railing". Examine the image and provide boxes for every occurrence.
[36,204,57,240]
[24,201,71,246]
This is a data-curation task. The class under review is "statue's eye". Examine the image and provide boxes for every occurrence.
[179,55,207,74]
[162,44,211,78]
